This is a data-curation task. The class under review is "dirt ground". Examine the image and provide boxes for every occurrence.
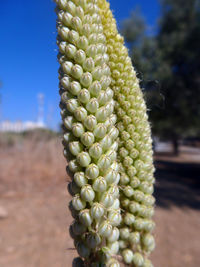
[0,134,199,267]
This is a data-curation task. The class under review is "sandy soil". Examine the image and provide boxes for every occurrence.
[0,135,199,267]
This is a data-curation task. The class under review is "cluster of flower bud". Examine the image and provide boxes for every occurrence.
[98,0,155,266]
[55,0,121,265]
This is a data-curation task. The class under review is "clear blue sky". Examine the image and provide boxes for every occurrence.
[0,0,159,129]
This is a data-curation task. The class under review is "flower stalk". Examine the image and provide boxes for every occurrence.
[55,0,155,266]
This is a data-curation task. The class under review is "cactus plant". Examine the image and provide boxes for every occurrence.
[55,0,155,266]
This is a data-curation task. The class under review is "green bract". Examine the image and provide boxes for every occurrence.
[55,0,155,266]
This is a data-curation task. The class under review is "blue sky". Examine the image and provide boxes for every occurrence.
[0,0,159,129]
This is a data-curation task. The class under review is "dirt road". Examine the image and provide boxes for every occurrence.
[0,136,199,267]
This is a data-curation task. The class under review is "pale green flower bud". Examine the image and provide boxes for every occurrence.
[65,43,77,58]
[88,33,98,44]
[105,88,113,101]
[89,143,103,159]
[120,173,130,185]
[122,249,134,264]
[108,210,121,227]
[121,131,130,141]
[63,132,74,144]
[142,233,155,252]
[71,64,83,79]
[92,66,104,80]
[71,16,82,32]
[69,81,81,95]
[87,44,97,57]
[79,209,92,227]
[86,232,101,248]
[63,116,75,130]
[86,98,99,113]
[142,195,155,206]
[90,202,105,221]
[97,90,108,105]
[134,190,145,203]
[61,76,71,89]
[80,72,93,87]
[66,98,79,113]
[130,177,140,188]
[57,0,67,10]
[83,57,95,71]
[125,139,135,150]
[110,162,119,172]
[82,24,91,38]
[104,169,118,184]
[72,194,86,211]
[123,186,134,198]
[77,242,90,258]
[62,61,73,74]
[78,89,91,104]
[143,219,155,232]
[94,123,107,138]
[74,172,88,187]
[59,26,70,40]
[100,135,112,151]
[92,176,107,192]
[59,41,67,54]
[98,246,112,262]
[77,151,91,167]
[127,166,137,178]
[75,6,84,19]
[108,127,119,140]
[81,132,95,147]
[138,205,154,218]
[74,106,87,121]
[129,232,140,245]
[107,184,119,198]
[83,115,97,131]
[66,1,76,15]
[107,227,119,243]
[89,81,101,96]
[106,259,120,267]
[72,122,85,137]
[100,192,114,208]
[108,241,119,254]
[109,141,118,152]
[74,49,86,64]
[120,227,130,240]
[132,253,144,266]
[129,201,141,214]
[139,181,154,195]
[129,148,139,160]
[97,155,111,171]
[142,259,154,267]
[124,212,135,226]
[99,220,112,238]
[68,159,82,173]
[95,107,108,122]
[80,184,95,202]
[133,218,145,231]
[85,163,99,179]
[123,156,133,168]
[68,30,79,44]
[69,141,83,156]
[62,12,73,27]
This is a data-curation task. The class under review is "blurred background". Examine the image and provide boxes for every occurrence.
[0,0,200,266]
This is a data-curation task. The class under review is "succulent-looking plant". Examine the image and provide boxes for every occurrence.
[55,0,155,266]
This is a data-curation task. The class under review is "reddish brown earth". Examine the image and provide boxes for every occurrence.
[0,134,199,267]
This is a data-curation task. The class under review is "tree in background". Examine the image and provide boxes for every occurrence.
[122,0,200,154]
